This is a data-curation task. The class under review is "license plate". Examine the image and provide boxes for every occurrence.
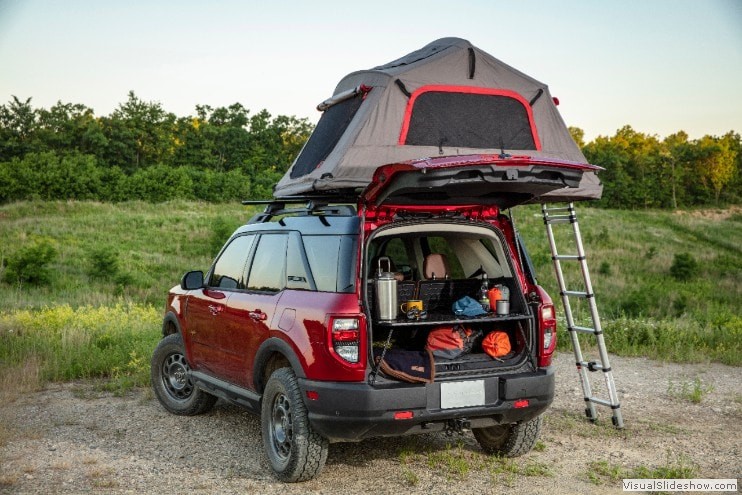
[440,380,485,409]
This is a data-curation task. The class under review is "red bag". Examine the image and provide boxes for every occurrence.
[482,331,511,359]
[426,325,481,359]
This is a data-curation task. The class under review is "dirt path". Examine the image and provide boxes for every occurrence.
[1,353,740,494]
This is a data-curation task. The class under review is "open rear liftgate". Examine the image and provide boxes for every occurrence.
[541,203,624,428]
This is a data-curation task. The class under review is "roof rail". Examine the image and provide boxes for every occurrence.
[244,196,358,224]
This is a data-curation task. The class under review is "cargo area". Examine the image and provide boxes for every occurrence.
[364,220,536,381]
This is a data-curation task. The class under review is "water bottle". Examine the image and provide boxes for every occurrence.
[479,272,490,312]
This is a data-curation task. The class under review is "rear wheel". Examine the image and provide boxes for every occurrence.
[473,415,542,457]
[151,333,217,415]
[261,367,328,482]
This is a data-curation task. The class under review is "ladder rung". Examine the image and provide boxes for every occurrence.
[544,216,574,224]
[562,290,592,298]
[553,254,584,261]
[571,325,598,335]
[588,397,616,408]
[542,206,573,213]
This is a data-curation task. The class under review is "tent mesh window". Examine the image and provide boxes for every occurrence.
[404,92,537,150]
[290,94,365,179]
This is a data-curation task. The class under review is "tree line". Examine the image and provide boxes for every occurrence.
[0,93,739,207]
[0,92,312,202]
[571,126,740,208]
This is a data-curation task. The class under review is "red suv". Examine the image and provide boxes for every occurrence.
[151,155,596,482]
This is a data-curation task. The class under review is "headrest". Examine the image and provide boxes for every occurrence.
[423,253,449,279]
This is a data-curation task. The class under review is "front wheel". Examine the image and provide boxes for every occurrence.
[150,333,217,415]
[261,367,328,482]
[473,415,542,457]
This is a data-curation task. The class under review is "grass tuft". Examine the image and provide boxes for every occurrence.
[587,454,697,486]
[668,376,715,404]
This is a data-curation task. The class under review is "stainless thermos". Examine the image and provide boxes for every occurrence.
[374,256,397,321]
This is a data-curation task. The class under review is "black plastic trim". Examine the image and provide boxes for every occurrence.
[299,367,554,442]
[395,79,411,98]
[529,88,544,106]
[252,337,307,394]
[467,47,476,79]
[190,370,262,413]
[162,311,181,337]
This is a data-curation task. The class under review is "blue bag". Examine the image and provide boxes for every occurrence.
[452,296,487,317]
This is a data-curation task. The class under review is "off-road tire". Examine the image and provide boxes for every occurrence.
[151,333,217,415]
[473,415,542,457]
[261,367,328,482]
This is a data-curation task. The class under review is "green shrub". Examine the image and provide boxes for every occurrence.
[670,252,699,280]
[598,261,612,275]
[2,238,58,285]
[0,152,104,202]
[124,164,195,202]
[187,168,251,202]
[251,168,283,200]
[87,248,119,280]
[619,285,657,317]
[210,217,241,256]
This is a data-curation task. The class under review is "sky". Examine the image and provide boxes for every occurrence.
[0,0,740,141]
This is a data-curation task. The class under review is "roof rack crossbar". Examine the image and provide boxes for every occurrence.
[245,199,357,224]
[242,193,359,206]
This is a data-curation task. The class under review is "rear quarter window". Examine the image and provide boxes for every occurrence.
[302,235,357,293]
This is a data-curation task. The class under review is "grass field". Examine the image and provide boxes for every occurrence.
[513,205,741,365]
[0,201,740,392]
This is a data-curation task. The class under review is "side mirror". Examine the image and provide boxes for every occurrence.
[181,270,204,290]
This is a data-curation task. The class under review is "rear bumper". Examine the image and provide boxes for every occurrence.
[298,367,554,442]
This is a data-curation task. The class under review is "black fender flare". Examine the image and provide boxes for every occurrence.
[162,311,181,337]
[253,337,306,394]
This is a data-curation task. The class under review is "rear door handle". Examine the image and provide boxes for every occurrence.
[208,304,223,316]
[248,309,267,321]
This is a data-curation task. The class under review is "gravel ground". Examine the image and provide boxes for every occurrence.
[1,352,740,494]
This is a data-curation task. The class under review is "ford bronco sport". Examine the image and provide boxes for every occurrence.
[151,155,597,481]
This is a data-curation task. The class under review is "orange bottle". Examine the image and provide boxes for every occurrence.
[487,287,501,311]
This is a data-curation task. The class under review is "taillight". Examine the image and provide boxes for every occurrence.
[538,302,557,367]
[330,317,361,364]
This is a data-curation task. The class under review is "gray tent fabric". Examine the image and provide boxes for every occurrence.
[274,37,601,202]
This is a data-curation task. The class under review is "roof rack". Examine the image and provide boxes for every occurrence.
[244,196,358,224]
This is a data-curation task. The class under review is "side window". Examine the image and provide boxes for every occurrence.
[286,234,313,290]
[246,234,288,293]
[209,234,255,289]
[303,236,340,292]
[302,235,357,293]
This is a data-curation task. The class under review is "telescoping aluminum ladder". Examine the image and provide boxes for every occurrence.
[541,203,624,428]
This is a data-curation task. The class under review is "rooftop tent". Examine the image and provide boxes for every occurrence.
[273,37,601,202]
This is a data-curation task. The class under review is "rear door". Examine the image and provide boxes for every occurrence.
[218,233,288,388]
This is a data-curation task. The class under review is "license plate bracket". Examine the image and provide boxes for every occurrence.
[440,380,485,409]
